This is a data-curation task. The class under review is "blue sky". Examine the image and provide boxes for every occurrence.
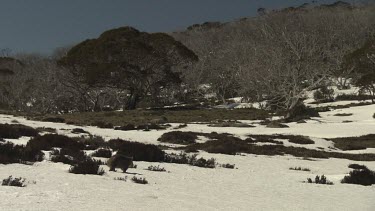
[0,0,339,54]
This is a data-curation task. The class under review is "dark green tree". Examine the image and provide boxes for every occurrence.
[343,36,375,102]
[59,26,198,110]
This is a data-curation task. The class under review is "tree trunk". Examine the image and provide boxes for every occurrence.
[125,92,139,110]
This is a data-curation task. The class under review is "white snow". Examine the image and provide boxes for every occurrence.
[1,99,375,210]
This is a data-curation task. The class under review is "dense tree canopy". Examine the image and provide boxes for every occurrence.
[59,27,198,109]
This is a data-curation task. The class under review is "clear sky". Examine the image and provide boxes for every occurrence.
[0,0,339,55]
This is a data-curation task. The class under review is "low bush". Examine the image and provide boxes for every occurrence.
[131,176,148,184]
[0,124,39,139]
[50,148,86,165]
[335,94,373,101]
[137,123,165,131]
[114,176,127,182]
[71,128,90,134]
[92,121,113,129]
[2,176,26,187]
[42,117,65,123]
[109,139,165,162]
[348,164,368,170]
[288,136,314,145]
[27,134,85,151]
[36,127,57,133]
[69,158,105,175]
[330,134,375,151]
[0,142,44,164]
[246,136,283,145]
[157,131,198,145]
[289,167,310,171]
[164,152,216,168]
[147,165,166,172]
[307,175,333,185]
[220,163,235,169]
[91,148,112,158]
[114,124,136,131]
[341,167,375,186]
[77,135,106,150]
[313,87,334,103]
[333,113,353,117]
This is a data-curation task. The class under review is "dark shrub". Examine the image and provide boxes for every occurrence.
[333,113,353,117]
[285,103,320,122]
[137,123,165,131]
[92,148,112,158]
[186,136,251,155]
[313,87,334,103]
[114,124,136,131]
[77,135,106,150]
[330,134,375,151]
[50,148,86,165]
[109,139,165,162]
[157,131,197,145]
[131,176,148,184]
[341,168,375,186]
[348,164,368,170]
[335,94,373,101]
[0,124,39,139]
[36,127,57,133]
[288,136,314,145]
[147,165,166,172]
[246,137,283,145]
[307,175,333,185]
[69,158,105,175]
[220,163,235,169]
[289,167,310,171]
[2,176,26,187]
[71,128,90,134]
[164,152,216,168]
[92,121,113,129]
[0,142,44,164]
[27,134,85,151]
[42,117,65,123]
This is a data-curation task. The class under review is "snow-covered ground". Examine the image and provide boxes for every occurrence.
[1,100,375,210]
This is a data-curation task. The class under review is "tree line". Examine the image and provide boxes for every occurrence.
[0,1,374,119]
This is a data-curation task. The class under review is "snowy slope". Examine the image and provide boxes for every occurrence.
[0,101,375,210]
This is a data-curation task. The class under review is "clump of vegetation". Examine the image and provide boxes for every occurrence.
[147,165,166,172]
[50,148,86,165]
[91,148,112,158]
[174,123,188,129]
[77,135,106,150]
[131,176,148,184]
[108,139,165,162]
[313,86,334,103]
[36,127,57,133]
[42,117,65,123]
[27,134,85,151]
[114,124,136,131]
[0,142,44,164]
[341,167,375,186]
[114,176,127,182]
[335,94,373,101]
[307,175,333,185]
[348,164,368,170]
[289,167,310,171]
[333,113,353,117]
[220,163,235,169]
[208,120,254,128]
[246,136,283,145]
[71,128,90,134]
[330,134,375,151]
[266,121,289,128]
[287,136,314,145]
[69,158,105,175]
[164,152,216,168]
[92,121,113,129]
[2,176,27,187]
[157,131,198,145]
[0,124,39,139]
